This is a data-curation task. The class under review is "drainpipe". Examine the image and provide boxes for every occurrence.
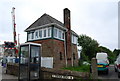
[64,31,67,67]
[71,35,73,67]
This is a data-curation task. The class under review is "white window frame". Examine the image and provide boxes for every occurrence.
[48,27,51,37]
[28,33,31,41]
[35,30,39,39]
[72,35,78,44]
[54,28,58,38]
[39,29,42,39]
[31,32,35,40]
[58,30,62,39]
[54,27,65,41]
[62,31,65,40]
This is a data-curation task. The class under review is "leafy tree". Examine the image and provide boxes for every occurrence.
[113,49,120,57]
[78,34,99,61]
[97,46,115,63]
[78,34,115,64]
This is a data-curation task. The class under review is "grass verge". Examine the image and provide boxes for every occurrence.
[62,65,90,72]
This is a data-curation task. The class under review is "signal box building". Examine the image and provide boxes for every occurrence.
[25,8,78,68]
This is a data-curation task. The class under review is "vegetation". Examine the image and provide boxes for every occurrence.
[78,34,99,61]
[97,46,115,64]
[113,49,120,58]
[78,34,116,64]
[63,65,90,72]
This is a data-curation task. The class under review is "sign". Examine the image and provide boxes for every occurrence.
[52,75,74,79]
[4,42,15,49]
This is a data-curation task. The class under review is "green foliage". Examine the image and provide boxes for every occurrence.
[78,34,115,64]
[97,46,115,64]
[63,65,90,72]
[78,34,99,61]
[97,46,113,56]
[113,49,120,57]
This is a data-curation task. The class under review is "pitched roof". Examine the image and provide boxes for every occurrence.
[25,13,64,31]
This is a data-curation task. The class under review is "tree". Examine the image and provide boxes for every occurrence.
[98,46,114,63]
[113,49,120,57]
[78,34,99,61]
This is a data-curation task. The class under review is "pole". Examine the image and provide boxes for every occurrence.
[11,7,17,56]
[18,34,20,46]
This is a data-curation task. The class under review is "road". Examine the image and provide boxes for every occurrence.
[98,65,120,80]
[0,65,18,81]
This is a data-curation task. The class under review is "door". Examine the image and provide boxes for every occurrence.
[19,45,29,81]
[30,45,41,81]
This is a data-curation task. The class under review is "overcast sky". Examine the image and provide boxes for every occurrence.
[0,0,119,51]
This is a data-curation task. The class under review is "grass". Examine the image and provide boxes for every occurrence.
[62,65,90,72]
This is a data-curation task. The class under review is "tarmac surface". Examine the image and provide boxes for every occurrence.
[0,65,18,80]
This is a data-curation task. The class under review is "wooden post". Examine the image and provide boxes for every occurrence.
[91,58,98,79]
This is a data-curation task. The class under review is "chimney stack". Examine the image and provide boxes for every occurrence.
[64,8,72,67]
[64,8,71,30]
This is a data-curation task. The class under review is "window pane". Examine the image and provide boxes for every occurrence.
[48,28,51,37]
[30,46,40,79]
[73,36,74,43]
[59,30,61,39]
[28,33,30,40]
[44,29,46,37]
[32,32,34,39]
[35,31,38,38]
[54,28,57,37]
[20,46,29,64]
[39,30,42,38]
[62,32,64,39]
[20,46,29,79]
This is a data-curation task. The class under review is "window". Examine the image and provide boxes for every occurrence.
[31,32,34,39]
[73,35,75,43]
[28,33,30,40]
[53,28,65,40]
[62,32,64,39]
[48,28,51,37]
[72,35,78,44]
[60,52,62,60]
[39,30,42,38]
[59,30,62,39]
[35,31,38,38]
[54,28,57,37]
[43,29,46,37]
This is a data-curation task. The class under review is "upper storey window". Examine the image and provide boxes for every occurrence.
[27,27,65,41]
[43,29,46,37]
[72,35,78,45]
[28,27,52,41]
[39,30,42,38]
[54,27,65,41]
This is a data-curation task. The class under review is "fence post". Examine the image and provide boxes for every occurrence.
[91,58,98,79]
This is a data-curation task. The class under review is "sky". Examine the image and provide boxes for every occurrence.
[0,0,119,51]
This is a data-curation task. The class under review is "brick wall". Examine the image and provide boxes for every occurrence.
[29,39,67,69]
[7,64,90,79]
[72,44,78,66]
[31,39,54,57]
[52,39,66,68]
[29,38,78,68]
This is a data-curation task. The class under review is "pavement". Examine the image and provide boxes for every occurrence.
[0,65,18,80]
